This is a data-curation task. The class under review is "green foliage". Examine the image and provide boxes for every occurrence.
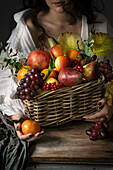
[0,43,26,75]
[7,117,27,124]
[79,40,94,57]
[89,32,113,56]
[44,52,55,80]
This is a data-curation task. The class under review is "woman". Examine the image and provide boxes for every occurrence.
[0,0,113,141]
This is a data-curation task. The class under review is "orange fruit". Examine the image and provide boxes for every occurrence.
[55,56,71,72]
[17,66,33,81]
[21,119,40,135]
[67,49,82,61]
[41,68,57,80]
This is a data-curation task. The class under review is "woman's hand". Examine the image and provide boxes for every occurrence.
[11,114,44,142]
[83,98,113,122]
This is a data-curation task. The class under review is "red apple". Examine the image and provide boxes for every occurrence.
[27,50,51,70]
[50,44,64,58]
[55,56,72,72]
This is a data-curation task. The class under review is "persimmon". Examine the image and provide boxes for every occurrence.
[21,119,40,135]
[55,56,71,72]
[41,68,57,80]
[67,49,82,62]
[17,66,33,81]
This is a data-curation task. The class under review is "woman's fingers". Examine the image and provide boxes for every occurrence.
[14,125,45,142]
[14,122,21,131]
[83,104,113,122]
[16,131,34,140]
[83,110,104,122]
[97,98,107,107]
[83,111,105,122]
[13,122,32,140]
[26,129,45,142]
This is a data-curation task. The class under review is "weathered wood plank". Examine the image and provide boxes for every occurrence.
[29,118,113,163]
[27,163,113,170]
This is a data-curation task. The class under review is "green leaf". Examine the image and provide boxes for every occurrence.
[0,57,4,61]
[82,42,92,57]
[10,59,15,64]
[8,64,13,70]
[14,62,22,72]
[13,57,17,62]
[44,60,52,80]
[4,58,8,62]
[21,56,26,59]
[48,37,58,48]
[0,43,27,74]
[3,61,8,67]
[90,25,96,37]
[0,42,3,48]
[7,117,26,124]
[43,52,55,80]
[23,66,29,70]
[51,52,55,68]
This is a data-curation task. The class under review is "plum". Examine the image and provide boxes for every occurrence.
[58,67,83,87]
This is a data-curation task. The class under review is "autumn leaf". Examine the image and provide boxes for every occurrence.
[89,32,113,56]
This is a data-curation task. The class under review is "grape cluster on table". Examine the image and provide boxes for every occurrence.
[17,69,44,101]
[86,116,110,141]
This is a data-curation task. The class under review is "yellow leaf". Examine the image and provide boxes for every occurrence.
[89,32,113,56]
[57,32,83,55]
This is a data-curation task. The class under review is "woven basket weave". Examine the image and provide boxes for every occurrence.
[23,73,105,127]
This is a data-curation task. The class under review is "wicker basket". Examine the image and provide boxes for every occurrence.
[23,73,105,127]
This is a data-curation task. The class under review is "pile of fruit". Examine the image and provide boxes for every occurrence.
[16,32,113,103]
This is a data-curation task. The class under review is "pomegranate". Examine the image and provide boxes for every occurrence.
[27,49,51,70]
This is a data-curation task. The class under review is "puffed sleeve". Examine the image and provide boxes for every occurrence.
[0,61,25,116]
[0,9,36,116]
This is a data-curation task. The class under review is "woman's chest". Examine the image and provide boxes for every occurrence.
[44,22,82,40]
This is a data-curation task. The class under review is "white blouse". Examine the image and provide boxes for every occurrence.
[0,9,113,116]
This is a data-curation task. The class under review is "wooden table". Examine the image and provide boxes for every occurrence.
[28,119,113,169]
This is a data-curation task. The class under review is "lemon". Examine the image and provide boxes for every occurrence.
[45,77,59,85]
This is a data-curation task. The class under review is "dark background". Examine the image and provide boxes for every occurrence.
[0,0,113,44]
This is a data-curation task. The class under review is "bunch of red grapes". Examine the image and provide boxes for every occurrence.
[99,59,113,83]
[17,69,44,101]
[72,55,97,70]
[86,116,110,141]
[42,82,64,91]
[73,65,83,72]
